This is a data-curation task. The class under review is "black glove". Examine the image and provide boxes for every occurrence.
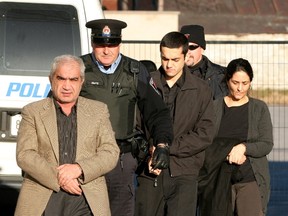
[151,144,170,170]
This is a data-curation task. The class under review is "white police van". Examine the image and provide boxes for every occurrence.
[0,0,104,188]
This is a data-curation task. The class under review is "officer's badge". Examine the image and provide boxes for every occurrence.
[102,25,111,37]
[184,33,190,39]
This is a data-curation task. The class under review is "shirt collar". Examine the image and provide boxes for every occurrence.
[53,98,77,115]
[91,52,122,74]
[160,66,185,89]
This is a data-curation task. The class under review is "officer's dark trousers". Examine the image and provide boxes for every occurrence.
[105,153,137,216]
[135,168,198,216]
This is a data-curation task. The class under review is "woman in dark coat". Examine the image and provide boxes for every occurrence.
[198,58,273,216]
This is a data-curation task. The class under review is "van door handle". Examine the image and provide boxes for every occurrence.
[1,111,7,131]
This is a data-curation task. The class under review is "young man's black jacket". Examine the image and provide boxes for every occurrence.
[150,66,216,177]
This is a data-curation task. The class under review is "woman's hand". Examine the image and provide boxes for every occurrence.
[227,143,247,165]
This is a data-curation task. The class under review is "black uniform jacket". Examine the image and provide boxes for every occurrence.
[188,55,228,100]
[80,53,173,146]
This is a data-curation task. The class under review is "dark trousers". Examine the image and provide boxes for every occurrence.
[105,153,137,216]
[135,168,198,216]
[43,190,92,216]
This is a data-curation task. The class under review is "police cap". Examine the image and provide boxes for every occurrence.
[86,19,127,45]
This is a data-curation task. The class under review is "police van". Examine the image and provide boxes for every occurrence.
[0,0,104,188]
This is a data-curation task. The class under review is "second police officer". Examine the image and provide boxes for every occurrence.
[180,24,228,100]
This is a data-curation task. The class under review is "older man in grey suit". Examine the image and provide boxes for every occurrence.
[15,54,119,216]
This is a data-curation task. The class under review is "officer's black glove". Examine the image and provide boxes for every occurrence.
[151,143,170,170]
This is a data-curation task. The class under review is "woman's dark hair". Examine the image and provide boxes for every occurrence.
[160,31,189,56]
[225,58,254,82]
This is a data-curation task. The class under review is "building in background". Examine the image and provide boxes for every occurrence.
[101,0,288,34]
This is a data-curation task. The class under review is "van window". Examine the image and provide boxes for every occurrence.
[0,2,81,76]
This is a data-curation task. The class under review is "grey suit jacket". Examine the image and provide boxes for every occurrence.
[15,96,119,216]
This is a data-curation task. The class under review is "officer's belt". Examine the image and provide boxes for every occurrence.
[116,140,132,154]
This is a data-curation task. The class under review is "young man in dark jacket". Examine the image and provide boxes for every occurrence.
[180,24,228,100]
[135,31,215,216]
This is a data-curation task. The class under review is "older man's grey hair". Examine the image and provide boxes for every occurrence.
[49,54,85,80]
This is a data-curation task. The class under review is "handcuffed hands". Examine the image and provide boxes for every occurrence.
[151,143,170,170]
[148,147,162,175]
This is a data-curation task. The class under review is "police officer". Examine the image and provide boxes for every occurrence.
[180,24,229,100]
[79,19,173,216]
